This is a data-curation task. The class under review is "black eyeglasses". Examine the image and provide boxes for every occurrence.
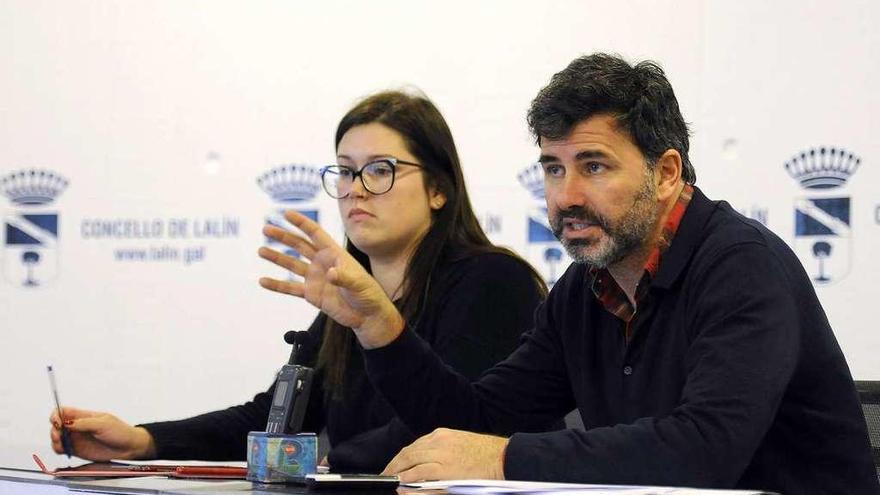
[320,158,423,199]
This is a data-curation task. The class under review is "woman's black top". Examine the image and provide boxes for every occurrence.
[142,251,546,472]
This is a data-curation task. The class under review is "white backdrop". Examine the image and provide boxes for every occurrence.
[1,0,877,469]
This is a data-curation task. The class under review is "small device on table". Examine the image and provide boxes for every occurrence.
[266,331,315,434]
[248,330,318,484]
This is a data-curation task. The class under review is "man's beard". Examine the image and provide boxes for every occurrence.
[550,172,659,268]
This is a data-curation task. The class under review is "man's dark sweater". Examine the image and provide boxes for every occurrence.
[142,251,546,473]
[365,187,879,493]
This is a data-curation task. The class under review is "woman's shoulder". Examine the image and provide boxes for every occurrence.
[435,249,540,288]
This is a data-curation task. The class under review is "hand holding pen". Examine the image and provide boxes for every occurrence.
[49,404,158,460]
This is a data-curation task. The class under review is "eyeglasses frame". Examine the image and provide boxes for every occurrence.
[320,158,423,199]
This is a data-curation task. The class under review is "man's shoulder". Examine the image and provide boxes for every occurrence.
[673,187,784,254]
[703,201,772,246]
[687,195,802,280]
[689,192,789,259]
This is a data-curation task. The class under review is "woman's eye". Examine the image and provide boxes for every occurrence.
[368,165,394,177]
[338,168,355,178]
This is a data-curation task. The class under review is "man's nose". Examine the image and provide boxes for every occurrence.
[550,174,587,210]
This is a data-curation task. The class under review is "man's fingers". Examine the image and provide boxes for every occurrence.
[283,210,339,249]
[262,225,317,259]
[382,435,446,481]
[259,278,305,297]
[383,440,442,476]
[257,247,308,276]
[382,447,414,476]
[396,463,444,483]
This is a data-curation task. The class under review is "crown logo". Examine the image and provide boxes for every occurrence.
[1,169,69,205]
[785,147,861,190]
[517,162,546,200]
[257,164,322,202]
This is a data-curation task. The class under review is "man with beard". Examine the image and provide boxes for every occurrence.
[270,54,878,493]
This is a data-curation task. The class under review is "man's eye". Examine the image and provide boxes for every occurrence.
[587,162,606,173]
[543,165,564,177]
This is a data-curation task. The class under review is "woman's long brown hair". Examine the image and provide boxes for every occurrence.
[317,90,546,397]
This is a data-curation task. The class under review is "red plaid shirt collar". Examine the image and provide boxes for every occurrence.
[588,184,694,326]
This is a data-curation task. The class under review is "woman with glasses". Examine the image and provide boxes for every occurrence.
[50,90,550,473]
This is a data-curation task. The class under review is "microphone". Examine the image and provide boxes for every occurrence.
[283,330,305,345]
[284,331,310,365]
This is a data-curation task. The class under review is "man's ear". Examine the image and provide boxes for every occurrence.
[654,149,683,201]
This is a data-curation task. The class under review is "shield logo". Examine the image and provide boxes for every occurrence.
[257,164,324,282]
[793,197,850,285]
[518,162,570,287]
[525,204,569,287]
[3,213,59,287]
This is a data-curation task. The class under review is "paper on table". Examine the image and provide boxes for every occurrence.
[405,480,633,490]
[447,489,770,495]
[405,479,772,495]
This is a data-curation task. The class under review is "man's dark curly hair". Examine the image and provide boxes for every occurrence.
[527,53,695,184]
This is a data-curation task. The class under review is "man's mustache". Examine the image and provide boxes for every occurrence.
[550,206,611,235]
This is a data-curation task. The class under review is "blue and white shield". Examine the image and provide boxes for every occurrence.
[264,209,319,281]
[3,213,59,287]
[525,205,569,287]
[793,197,851,285]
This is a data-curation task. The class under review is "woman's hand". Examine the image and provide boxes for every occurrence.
[49,407,156,461]
[258,210,405,349]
